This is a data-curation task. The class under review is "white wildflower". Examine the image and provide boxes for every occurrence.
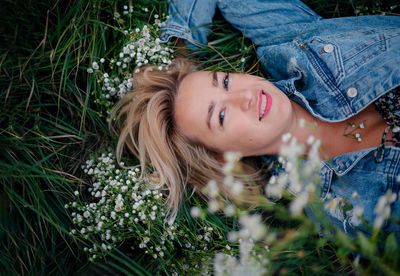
[289,191,309,215]
[348,206,364,226]
[238,213,266,241]
[281,132,292,143]
[92,62,99,70]
[299,118,306,128]
[223,204,236,217]
[374,190,396,229]
[190,206,201,218]
[325,197,345,221]
[204,180,219,198]
[265,174,287,199]
[231,180,244,196]
[222,151,241,174]
[306,135,315,145]
[208,200,220,213]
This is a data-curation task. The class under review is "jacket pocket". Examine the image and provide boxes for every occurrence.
[338,29,391,76]
[298,37,345,89]
[299,27,400,87]
[324,27,400,78]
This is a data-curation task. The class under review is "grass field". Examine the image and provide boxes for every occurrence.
[1,0,399,275]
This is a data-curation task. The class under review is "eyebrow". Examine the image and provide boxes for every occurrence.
[207,72,218,130]
[207,101,215,130]
[212,71,218,87]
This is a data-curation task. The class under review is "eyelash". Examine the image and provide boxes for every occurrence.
[219,109,225,126]
[219,73,229,126]
[223,73,229,89]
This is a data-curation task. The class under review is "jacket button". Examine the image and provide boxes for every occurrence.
[323,44,334,53]
[347,87,358,98]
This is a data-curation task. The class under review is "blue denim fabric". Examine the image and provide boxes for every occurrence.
[320,147,400,238]
[161,0,400,238]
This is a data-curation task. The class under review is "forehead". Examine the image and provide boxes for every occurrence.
[174,71,213,140]
[178,71,212,94]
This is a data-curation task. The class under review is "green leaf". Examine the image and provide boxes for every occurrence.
[357,232,375,259]
[383,233,399,263]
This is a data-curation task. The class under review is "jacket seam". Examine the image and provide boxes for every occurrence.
[298,41,353,116]
[186,0,197,26]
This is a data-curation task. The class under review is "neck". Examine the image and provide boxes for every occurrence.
[275,102,389,160]
[269,101,330,159]
[289,102,328,156]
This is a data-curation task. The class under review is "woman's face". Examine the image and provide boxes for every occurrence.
[174,71,293,156]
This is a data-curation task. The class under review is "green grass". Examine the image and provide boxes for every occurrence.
[0,0,108,274]
[0,0,399,275]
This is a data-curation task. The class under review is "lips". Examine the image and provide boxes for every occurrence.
[258,90,272,121]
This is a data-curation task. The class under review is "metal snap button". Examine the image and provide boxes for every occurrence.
[347,87,358,98]
[323,44,334,53]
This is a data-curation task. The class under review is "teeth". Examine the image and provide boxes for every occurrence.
[259,94,267,120]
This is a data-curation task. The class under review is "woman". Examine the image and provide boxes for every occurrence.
[112,0,400,239]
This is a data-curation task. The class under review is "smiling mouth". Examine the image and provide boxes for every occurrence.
[258,90,272,121]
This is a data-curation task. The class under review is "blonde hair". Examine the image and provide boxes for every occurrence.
[111,59,262,217]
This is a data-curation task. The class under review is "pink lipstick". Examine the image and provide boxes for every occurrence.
[258,90,272,121]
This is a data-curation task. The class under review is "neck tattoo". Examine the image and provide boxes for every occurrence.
[343,122,365,142]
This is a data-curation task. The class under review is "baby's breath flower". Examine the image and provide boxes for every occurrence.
[281,132,292,143]
[374,190,396,229]
[238,213,266,241]
[92,62,99,70]
[190,206,201,218]
[290,191,309,215]
[306,135,315,145]
[299,118,306,128]
[208,200,220,213]
[204,180,219,198]
[223,204,236,217]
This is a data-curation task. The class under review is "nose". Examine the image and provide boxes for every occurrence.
[227,89,252,111]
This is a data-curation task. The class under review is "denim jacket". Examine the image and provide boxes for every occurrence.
[161,0,400,238]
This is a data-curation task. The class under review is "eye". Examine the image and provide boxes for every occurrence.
[219,109,225,126]
[223,73,229,90]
